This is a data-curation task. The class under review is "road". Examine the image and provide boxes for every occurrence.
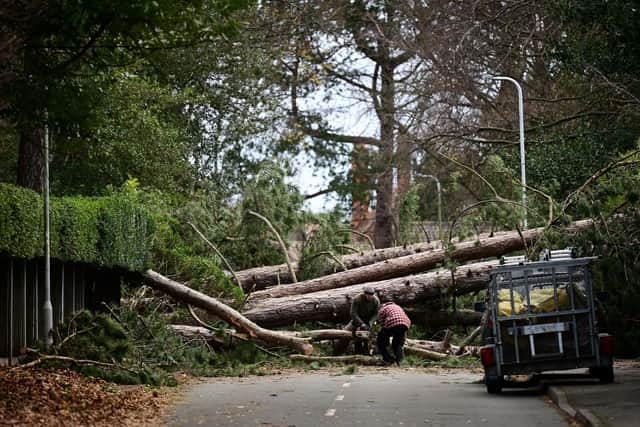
[168,368,569,427]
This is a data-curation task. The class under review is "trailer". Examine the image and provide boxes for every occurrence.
[479,250,614,393]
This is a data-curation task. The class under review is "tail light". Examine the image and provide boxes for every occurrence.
[599,334,615,356]
[480,346,496,366]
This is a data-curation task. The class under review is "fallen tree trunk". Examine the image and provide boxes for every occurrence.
[170,325,469,360]
[144,270,313,355]
[404,308,482,328]
[233,233,507,292]
[233,240,449,291]
[169,324,227,347]
[290,354,380,365]
[404,345,448,361]
[242,261,497,327]
[246,220,594,302]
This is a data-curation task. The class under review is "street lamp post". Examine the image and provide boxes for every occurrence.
[492,76,527,229]
[42,109,53,346]
[415,173,442,240]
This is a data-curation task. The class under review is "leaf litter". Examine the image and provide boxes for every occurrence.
[0,367,178,426]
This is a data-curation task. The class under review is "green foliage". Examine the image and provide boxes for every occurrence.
[560,211,640,357]
[298,209,349,281]
[342,364,358,375]
[51,197,100,263]
[52,72,198,196]
[55,310,130,363]
[397,186,421,244]
[556,0,640,80]
[97,195,153,271]
[234,162,304,268]
[0,183,43,258]
[538,148,640,356]
[135,189,241,304]
[507,130,634,201]
[0,182,153,271]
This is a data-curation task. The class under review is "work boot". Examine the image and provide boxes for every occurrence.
[382,356,396,366]
[393,347,404,366]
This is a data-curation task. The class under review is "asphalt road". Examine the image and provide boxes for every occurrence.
[168,368,569,427]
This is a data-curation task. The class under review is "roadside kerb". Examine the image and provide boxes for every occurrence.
[546,386,603,427]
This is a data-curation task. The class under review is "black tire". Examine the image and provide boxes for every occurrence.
[589,366,615,383]
[597,366,614,383]
[486,376,503,394]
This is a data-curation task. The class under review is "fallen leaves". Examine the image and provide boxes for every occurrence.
[0,367,175,427]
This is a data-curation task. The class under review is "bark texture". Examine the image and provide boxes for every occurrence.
[246,219,594,303]
[242,261,497,327]
[144,270,313,355]
[232,239,449,291]
[17,126,43,192]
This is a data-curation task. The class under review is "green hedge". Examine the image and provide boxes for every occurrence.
[0,183,153,271]
[0,184,43,258]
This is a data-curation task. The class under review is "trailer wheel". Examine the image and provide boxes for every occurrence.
[589,366,614,383]
[486,376,503,394]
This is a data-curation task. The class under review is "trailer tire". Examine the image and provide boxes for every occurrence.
[597,366,614,383]
[486,376,503,394]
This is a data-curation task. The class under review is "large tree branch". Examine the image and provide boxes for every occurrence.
[475,111,614,134]
[52,20,111,73]
[390,50,413,67]
[301,125,382,147]
[304,188,334,200]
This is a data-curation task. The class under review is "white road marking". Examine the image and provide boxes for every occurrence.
[335,395,345,401]
[325,408,336,417]
[342,382,351,388]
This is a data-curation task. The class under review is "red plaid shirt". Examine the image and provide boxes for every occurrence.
[377,303,411,329]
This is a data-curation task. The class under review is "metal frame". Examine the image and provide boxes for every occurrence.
[488,256,600,377]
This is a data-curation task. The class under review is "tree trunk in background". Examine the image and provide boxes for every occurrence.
[242,261,496,328]
[17,125,43,192]
[351,143,373,239]
[374,58,396,249]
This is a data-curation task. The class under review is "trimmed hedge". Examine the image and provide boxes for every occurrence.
[0,184,43,258]
[0,183,153,271]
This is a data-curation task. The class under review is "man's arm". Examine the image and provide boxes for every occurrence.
[350,297,365,327]
[368,298,380,327]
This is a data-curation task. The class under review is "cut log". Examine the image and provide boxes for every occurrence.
[404,308,482,327]
[242,261,497,327]
[291,329,353,340]
[246,219,594,302]
[406,338,449,353]
[170,324,226,347]
[404,345,448,361]
[144,270,313,355]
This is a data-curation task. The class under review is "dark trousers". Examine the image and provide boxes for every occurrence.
[377,325,408,363]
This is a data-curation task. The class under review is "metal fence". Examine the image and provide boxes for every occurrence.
[0,256,121,365]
